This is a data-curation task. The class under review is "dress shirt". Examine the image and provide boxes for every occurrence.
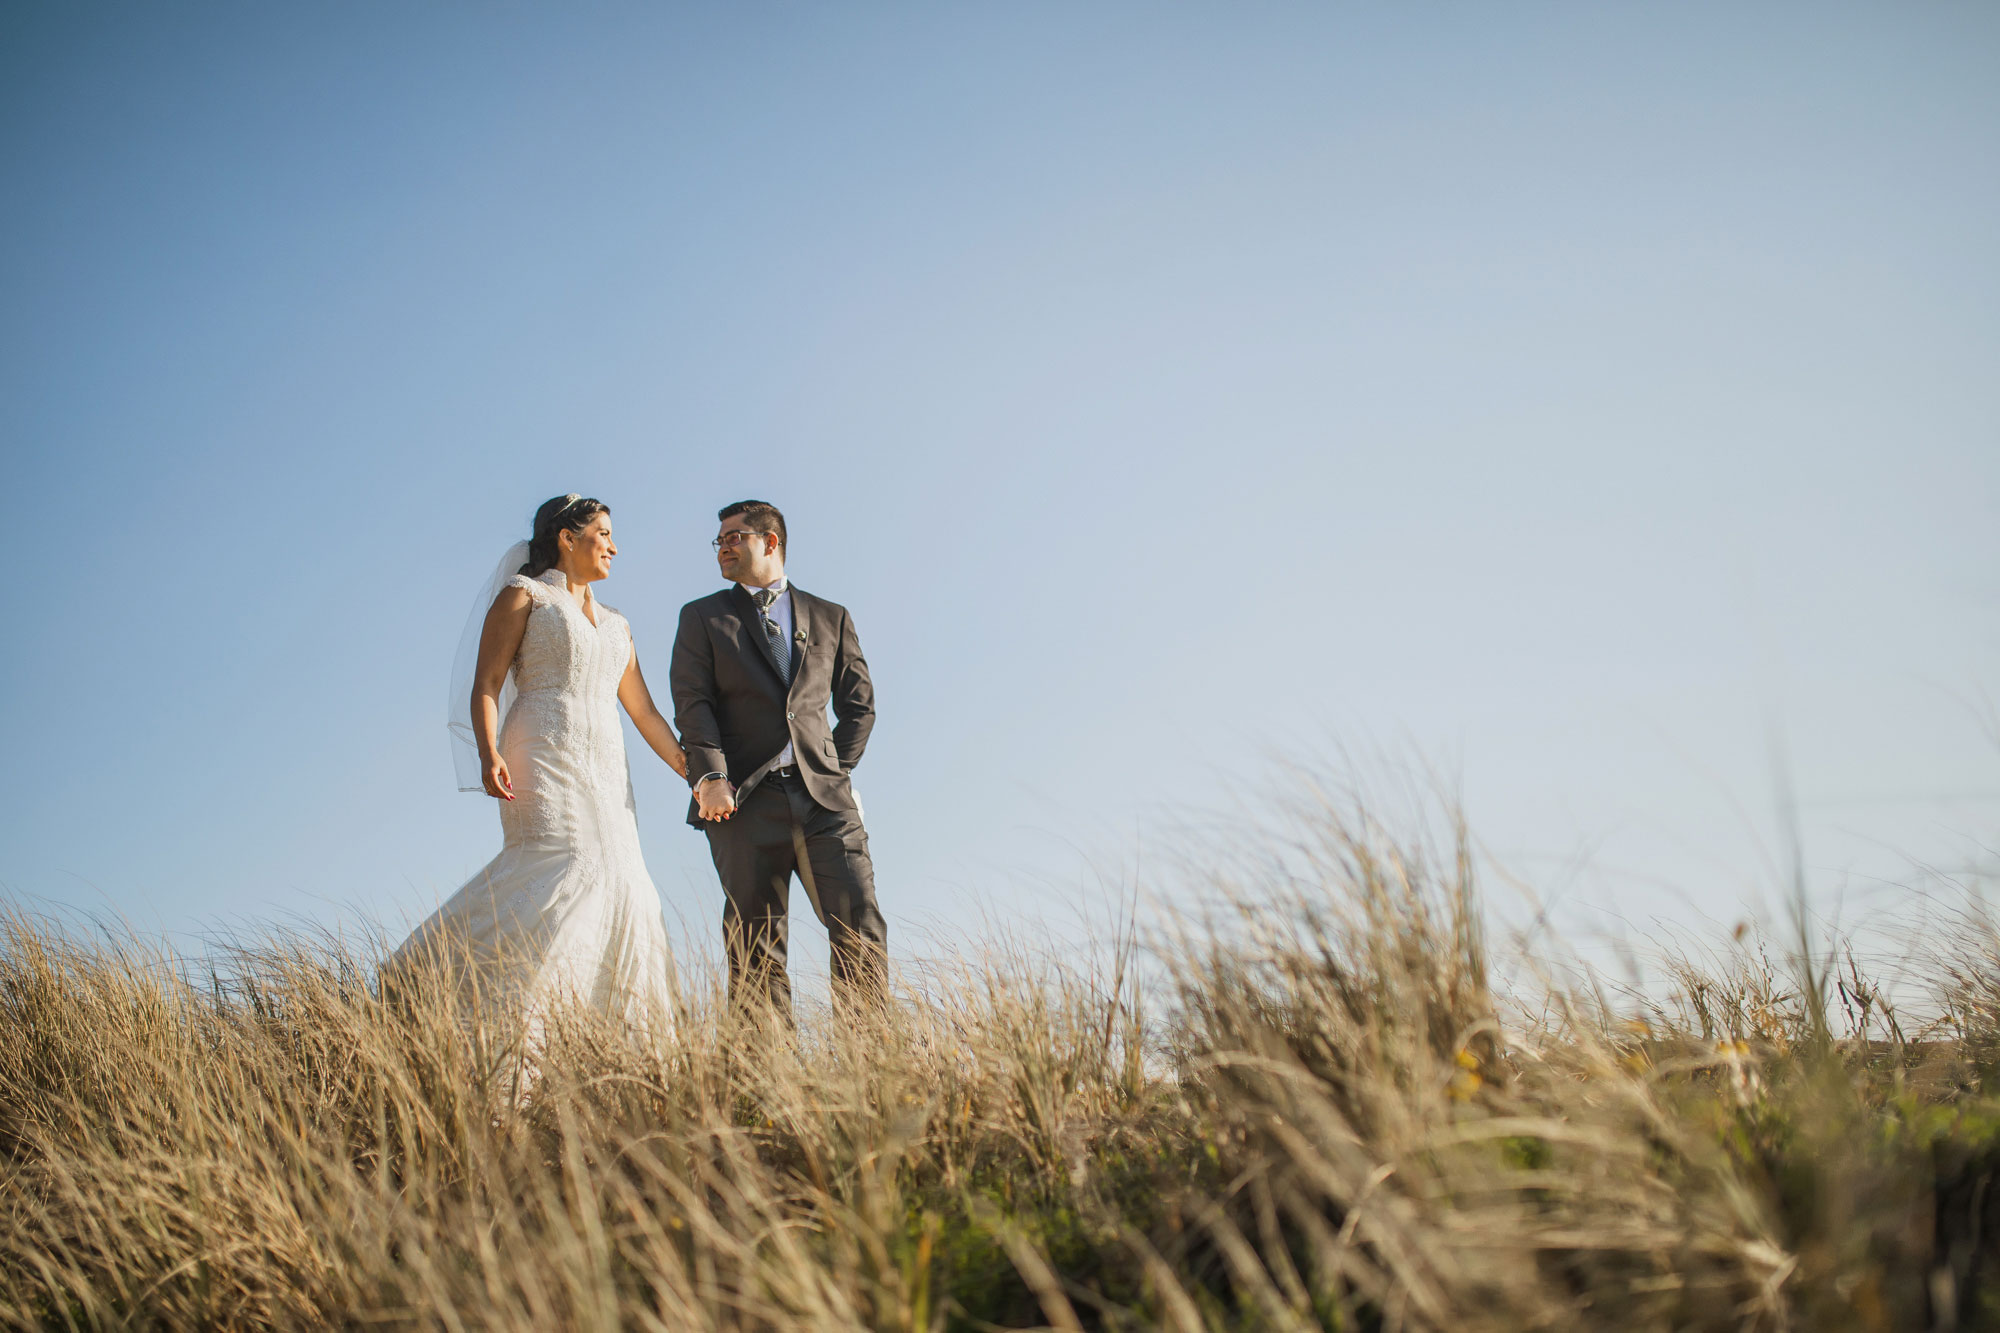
[742,579,795,768]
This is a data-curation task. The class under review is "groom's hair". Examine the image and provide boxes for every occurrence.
[719,500,786,552]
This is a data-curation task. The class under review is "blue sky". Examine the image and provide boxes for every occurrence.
[3,3,1996,982]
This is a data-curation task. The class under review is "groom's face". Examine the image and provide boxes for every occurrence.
[716,519,782,586]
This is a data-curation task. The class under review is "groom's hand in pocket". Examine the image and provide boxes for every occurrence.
[696,777,737,822]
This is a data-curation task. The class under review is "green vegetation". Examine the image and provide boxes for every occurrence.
[3,805,1997,1330]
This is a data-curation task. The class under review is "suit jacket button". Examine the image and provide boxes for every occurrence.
[787,711,795,720]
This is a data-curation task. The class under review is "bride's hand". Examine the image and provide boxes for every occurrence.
[483,756,515,801]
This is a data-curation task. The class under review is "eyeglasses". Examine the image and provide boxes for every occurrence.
[711,530,770,551]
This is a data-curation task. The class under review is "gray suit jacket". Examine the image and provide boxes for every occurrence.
[668,584,874,828]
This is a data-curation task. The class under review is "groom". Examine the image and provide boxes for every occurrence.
[668,500,887,1018]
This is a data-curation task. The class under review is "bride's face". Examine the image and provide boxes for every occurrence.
[560,513,617,584]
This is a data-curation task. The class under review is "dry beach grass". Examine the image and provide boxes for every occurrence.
[4,799,1998,1330]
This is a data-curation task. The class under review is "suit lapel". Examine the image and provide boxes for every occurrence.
[729,585,788,688]
[787,588,812,699]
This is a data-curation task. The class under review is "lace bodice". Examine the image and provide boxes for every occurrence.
[497,570,637,845]
[505,570,631,702]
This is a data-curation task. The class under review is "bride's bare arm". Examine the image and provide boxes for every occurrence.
[619,645,689,779]
[472,586,533,799]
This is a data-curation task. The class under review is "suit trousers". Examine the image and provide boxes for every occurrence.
[703,771,886,1017]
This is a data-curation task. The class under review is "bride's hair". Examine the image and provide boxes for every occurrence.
[520,494,610,577]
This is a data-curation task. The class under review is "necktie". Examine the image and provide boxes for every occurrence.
[750,585,791,684]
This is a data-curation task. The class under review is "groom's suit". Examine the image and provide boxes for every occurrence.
[668,583,885,1013]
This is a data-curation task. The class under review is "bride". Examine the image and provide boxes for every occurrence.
[390,494,685,1040]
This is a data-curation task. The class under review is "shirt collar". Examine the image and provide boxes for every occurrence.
[738,578,789,595]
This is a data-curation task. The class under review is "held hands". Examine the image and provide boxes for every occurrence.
[695,776,737,821]
[483,756,515,801]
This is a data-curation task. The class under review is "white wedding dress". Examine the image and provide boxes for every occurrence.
[391,567,676,1042]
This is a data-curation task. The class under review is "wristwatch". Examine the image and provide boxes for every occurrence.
[694,771,727,789]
